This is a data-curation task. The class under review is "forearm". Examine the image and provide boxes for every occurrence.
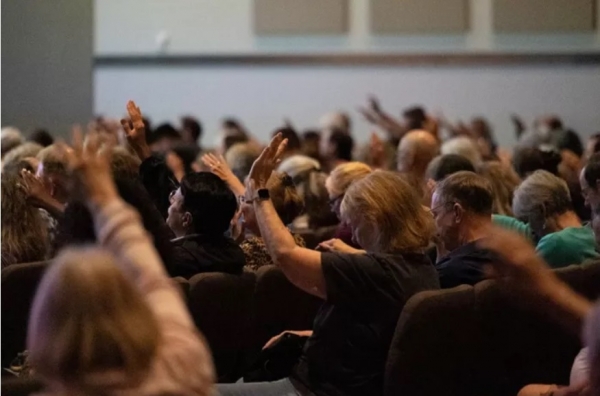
[38,196,65,219]
[131,141,152,162]
[254,200,298,261]
[227,178,246,198]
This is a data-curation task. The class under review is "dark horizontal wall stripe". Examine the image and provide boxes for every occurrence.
[95,52,600,67]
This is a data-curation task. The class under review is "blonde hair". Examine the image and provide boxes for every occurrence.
[267,171,305,225]
[326,162,372,197]
[28,246,160,392]
[1,173,49,267]
[2,142,43,170]
[111,147,142,180]
[341,170,433,253]
[36,144,69,177]
[477,161,521,216]
[225,143,261,181]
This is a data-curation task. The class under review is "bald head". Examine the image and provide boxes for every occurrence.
[397,130,439,174]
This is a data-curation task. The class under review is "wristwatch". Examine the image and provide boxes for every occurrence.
[255,188,270,201]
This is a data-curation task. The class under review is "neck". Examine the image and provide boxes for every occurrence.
[553,211,582,231]
[457,216,491,245]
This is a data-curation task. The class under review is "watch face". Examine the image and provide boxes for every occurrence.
[257,189,270,199]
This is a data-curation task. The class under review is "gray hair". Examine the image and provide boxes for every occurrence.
[224,143,261,182]
[2,142,43,169]
[441,137,482,166]
[1,127,24,158]
[277,155,320,180]
[512,170,572,229]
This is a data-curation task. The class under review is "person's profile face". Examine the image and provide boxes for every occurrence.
[431,191,458,249]
[166,188,186,236]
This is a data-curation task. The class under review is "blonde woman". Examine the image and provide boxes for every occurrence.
[27,107,214,395]
[216,134,439,396]
[477,161,521,216]
[323,162,372,248]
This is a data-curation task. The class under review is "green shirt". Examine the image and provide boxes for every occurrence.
[536,227,599,269]
[492,214,533,241]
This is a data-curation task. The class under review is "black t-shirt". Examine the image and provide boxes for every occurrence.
[435,240,497,289]
[291,251,440,396]
[168,234,246,279]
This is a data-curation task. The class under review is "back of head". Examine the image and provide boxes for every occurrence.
[1,127,24,158]
[2,142,43,170]
[225,143,261,182]
[37,144,69,178]
[267,172,305,225]
[181,116,203,143]
[169,144,200,174]
[402,106,427,131]
[513,170,572,226]
[319,112,351,135]
[326,161,372,197]
[277,155,320,182]
[435,171,494,216]
[426,154,476,182]
[1,173,49,267]
[299,170,339,229]
[111,147,142,180]
[28,246,159,391]
[440,136,481,167]
[328,129,354,161]
[28,129,54,147]
[181,172,238,236]
[397,130,440,173]
[477,162,521,216]
[148,123,181,146]
[273,127,301,153]
[341,170,433,253]
[512,147,561,179]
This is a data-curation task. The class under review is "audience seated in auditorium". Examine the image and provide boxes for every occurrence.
[1,172,50,267]
[513,170,598,268]
[431,171,498,288]
[396,130,439,199]
[217,134,439,396]
[477,161,521,217]
[35,144,71,205]
[25,131,214,395]
[324,161,372,248]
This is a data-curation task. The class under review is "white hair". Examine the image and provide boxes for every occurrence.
[1,127,24,157]
[318,112,351,134]
[277,155,320,179]
[441,137,482,166]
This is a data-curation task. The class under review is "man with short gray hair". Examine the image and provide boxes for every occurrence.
[431,171,499,288]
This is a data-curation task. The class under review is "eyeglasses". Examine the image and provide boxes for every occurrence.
[328,194,344,208]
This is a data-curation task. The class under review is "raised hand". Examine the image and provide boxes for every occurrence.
[245,133,287,199]
[121,100,151,160]
[58,126,118,206]
[201,153,246,196]
[19,169,52,206]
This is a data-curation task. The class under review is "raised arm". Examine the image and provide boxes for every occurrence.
[201,153,246,197]
[246,134,327,299]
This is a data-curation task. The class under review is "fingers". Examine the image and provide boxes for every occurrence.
[120,118,133,136]
[71,125,83,155]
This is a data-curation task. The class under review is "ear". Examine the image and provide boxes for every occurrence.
[182,212,193,229]
[453,203,464,223]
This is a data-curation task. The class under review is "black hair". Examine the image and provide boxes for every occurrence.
[402,106,427,131]
[512,147,561,179]
[170,144,200,175]
[328,129,354,161]
[429,154,476,182]
[273,127,301,152]
[55,177,175,267]
[181,116,203,142]
[556,129,583,157]
[28,129,54,147]
[180,172,237,236]
[148,123,181,145]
